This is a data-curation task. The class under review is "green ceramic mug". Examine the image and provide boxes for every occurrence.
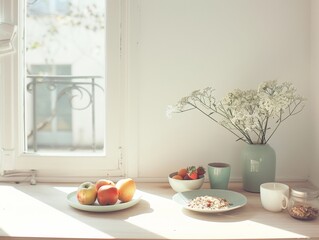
[208,162,231,189]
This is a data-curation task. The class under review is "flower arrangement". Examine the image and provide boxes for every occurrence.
[167,80,306,144]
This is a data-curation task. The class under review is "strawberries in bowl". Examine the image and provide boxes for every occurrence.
[168,166,205,192]
[173,166,206,180]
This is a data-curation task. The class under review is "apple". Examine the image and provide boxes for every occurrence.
[95,179,115,191]
[116,178,136,203]
[97,185,119,205]
[77,182,97,205]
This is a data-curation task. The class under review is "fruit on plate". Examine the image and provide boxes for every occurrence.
[97,185,119,205]
[77,182,97,205]
[172,165,206,180]
[76,178,137,205]
[116,178,136,203]
[95,179,115,191]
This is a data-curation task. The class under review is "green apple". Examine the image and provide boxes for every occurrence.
[77,182,97,205]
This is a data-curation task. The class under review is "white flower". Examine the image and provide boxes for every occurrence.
[166,105,175,119]
[169,80,306,144]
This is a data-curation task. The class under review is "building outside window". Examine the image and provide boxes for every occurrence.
[25,0,105,153]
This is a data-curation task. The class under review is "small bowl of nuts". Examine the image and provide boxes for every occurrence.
[168,166,205,192]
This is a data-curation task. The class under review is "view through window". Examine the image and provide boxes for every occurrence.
[25,0,105,153]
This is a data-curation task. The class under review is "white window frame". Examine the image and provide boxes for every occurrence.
[0,0,127,182]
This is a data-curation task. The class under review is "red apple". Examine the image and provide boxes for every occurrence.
[77,182,97,205]
[97,185,119,205]
[95,179,115,191]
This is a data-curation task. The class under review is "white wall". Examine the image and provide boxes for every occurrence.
[127,0,313,181]
[310,0,319,188]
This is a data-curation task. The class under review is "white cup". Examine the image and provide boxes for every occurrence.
[260,182,289,212]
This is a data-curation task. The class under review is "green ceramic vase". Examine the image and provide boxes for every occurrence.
[241,144,276,193]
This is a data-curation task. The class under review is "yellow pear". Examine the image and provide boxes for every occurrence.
[116,178,136,202]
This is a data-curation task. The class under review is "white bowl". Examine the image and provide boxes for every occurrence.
[168,172,205,192]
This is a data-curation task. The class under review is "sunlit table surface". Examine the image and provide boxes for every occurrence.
[0,181,318,240]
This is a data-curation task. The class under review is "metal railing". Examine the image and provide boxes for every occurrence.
[26,75,103,152]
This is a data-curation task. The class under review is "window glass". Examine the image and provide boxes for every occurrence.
[25,0,105,153]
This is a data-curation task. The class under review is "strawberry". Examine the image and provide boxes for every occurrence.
[187,166,198,180]
[196,166,206,176]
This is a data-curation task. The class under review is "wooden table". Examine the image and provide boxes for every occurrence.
[0,181,318,239]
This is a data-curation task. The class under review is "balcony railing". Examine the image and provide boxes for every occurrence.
[26,75,104,152]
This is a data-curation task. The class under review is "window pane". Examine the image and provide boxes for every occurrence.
[25,0,105,153]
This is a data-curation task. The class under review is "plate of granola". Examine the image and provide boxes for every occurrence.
[172,189,247,213]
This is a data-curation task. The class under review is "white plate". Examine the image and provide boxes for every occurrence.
[173,189,247,213]
[67,190,142,212]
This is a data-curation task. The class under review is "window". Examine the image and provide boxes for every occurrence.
[25,0,105,153]
[27,0,70,16]
[26,64,73,151]
[0,0,126,180]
